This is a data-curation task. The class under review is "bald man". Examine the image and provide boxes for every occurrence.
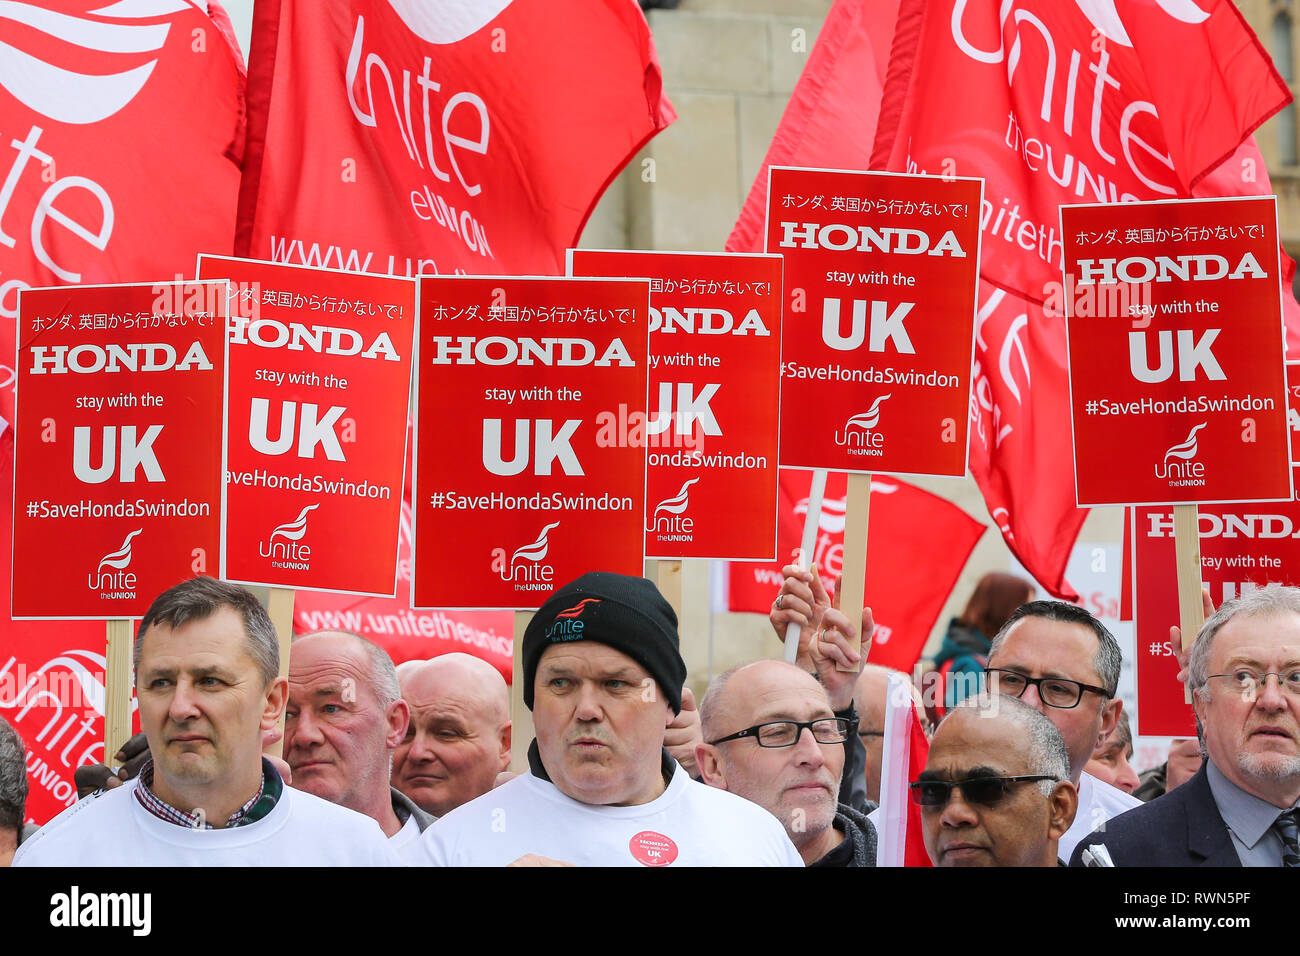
[697,660,877,866]
[393,653,511,817]
[918,694,1077,867]
[284,631,434,857]
[854,664,930,806]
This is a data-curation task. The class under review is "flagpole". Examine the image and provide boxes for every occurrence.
[785,469,827,662]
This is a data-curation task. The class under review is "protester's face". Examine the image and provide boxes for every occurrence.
[532,642,672,806]
[1085,739,1139,794]
[919,709,1067,867]
[284,635,402,811]
[1193,612,1300,799]
[855,671,888,804]
[1166,738,1203,792]
[989,617,1116,782]
[393,665,509,816]
[136,607,279,793]
[706,663,843,846]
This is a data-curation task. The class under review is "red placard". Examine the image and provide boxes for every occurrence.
[197,256,416,596]
[12,282,228,619]
[763,167,981,476]
[1132,477,1300,736]
[1288,361,1300,466]
[412,277,648,609]
[567,250,782,560]
[1063,197,1291,506]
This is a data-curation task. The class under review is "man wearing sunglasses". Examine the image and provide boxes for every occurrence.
[984,600,1139,860]
[696,660,877,867]
[916,693,1077,866]
[1072,585,1300,867]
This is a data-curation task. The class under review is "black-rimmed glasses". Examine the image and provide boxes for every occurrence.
[984,668,1111,709]
[708,717,853,748]
[909,775,1057,808]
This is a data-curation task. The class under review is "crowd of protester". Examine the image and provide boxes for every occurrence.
[1,566,1296,867]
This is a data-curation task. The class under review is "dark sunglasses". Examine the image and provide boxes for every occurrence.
[908,775,1057,808]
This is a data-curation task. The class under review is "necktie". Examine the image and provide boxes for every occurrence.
[1272,809,1300,867]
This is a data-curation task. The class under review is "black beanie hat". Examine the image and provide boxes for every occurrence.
[523,571,686,714]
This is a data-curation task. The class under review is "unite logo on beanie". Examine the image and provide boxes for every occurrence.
[544,597,602,642]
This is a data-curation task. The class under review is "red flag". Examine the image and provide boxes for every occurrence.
[726,469,984,673]
[0,0,246,427]
[728,0,900,253]
[732,0,1293,599]
[238,0,674,276]
[904,700,931,867]
[0,432,117,825]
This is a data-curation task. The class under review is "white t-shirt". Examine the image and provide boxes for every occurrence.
[1059,770,1142,861]
[388,813,425,862]
[417,762,804,867]
[13,779,401,867]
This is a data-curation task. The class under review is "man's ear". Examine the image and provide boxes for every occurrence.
[385,699,410,750]
[261,676,289,731]
[1048,780,1078,841]
[695,744,726,789]
[497,721,512,772]
[1095,697,1121,751]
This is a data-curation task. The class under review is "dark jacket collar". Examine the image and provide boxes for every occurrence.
[1184,763,1243,866]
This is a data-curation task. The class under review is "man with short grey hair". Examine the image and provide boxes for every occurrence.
[1073,584,1300,866]
[285,630,433,858]
[696,659,877,867]
[15,577,397,866]
[0,717,30,866]
[917,694,1077,866]
[984,600,1139,859]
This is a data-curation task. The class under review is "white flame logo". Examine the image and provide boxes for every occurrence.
[1164,422,1207,462]
[96,528,141,573]
[0,649,118,717]
[1073,0,1209,47]
[793,482,898,534]
[796,495,848,534]
[654,477,699,518]
[271,504,320,543]
[512,521,560,565]
[385,0,514,44]
[845,394,891,432]
[0,0,197,125]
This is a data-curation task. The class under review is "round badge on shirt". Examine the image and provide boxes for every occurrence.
[629,831,679,867]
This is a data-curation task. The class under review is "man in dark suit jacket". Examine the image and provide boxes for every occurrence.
[1072,585,1300,868]
[1069,764,1238,866]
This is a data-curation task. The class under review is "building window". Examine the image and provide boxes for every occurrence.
[1274,10,1295,82]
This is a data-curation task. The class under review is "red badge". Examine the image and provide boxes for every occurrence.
[629,831,678,867]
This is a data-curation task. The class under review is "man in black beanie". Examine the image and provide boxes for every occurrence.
[415,572,803,866]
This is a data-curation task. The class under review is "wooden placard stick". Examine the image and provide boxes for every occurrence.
[104,619,134,768]
[652,560,683,621]
[1172,504,1203,705]
[510,610,535,774]
[265,586,296,757]
[837,473,872,670]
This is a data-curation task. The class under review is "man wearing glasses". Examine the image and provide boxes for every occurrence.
[696,660,877,867]
[983,600,1140,860]
[915,693,1078,866]
[1072,585,1300,866]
